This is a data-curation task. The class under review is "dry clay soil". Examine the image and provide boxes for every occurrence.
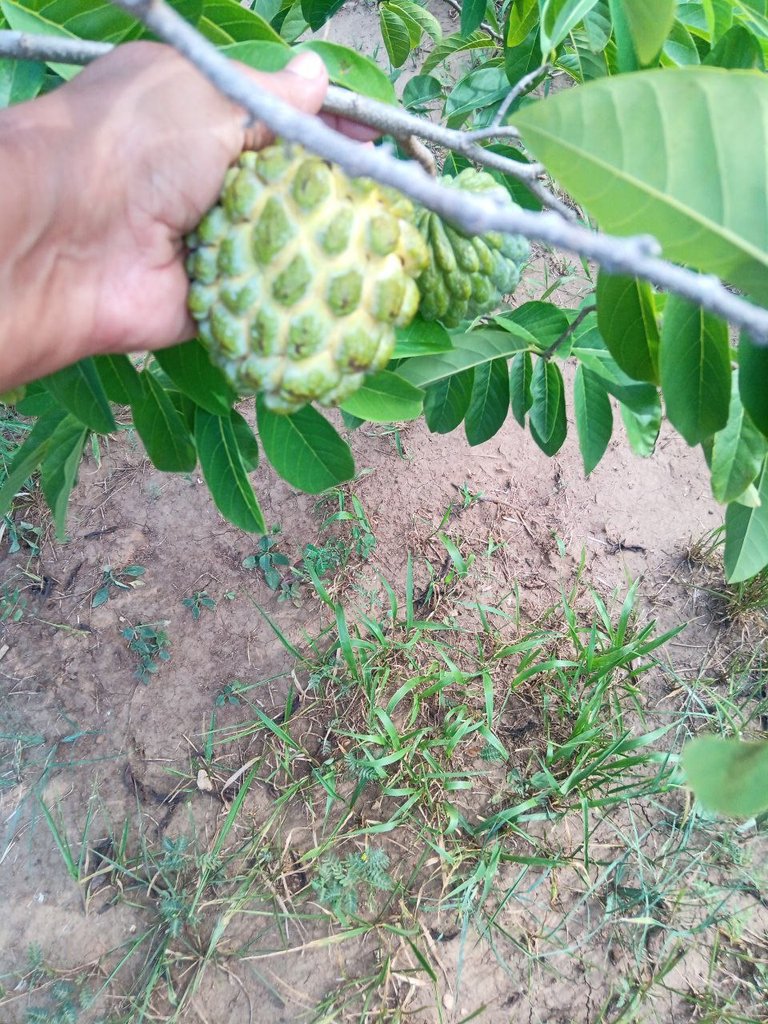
[2,6,768,1023]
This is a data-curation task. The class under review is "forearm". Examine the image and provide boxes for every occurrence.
[0,94,95,390]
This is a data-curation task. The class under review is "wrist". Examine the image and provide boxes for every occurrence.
[0,94,97,389]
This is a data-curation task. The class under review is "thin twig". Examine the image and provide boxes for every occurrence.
[542,304,597,359]
[493,63,551,127]
[3,15,768,344]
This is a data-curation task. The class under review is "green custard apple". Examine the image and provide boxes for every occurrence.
[414,168,529,328]
[186,143,429,414]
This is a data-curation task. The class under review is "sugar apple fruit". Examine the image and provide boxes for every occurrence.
[186,143,429,413]
[414,168,529,328]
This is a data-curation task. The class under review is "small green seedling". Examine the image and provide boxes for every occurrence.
[182,589,216,620]
[122,621,171,683]
[0,581,26,622]
[242,527,290,590]
[92,564,145,608]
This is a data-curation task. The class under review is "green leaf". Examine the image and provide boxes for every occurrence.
[339,372,424,422]
[0,57,44,107]
[662,19,702,66]
[494,300,570,352]
[380,5,411,68]
[422,30,495,74]
[154,341,236,417]
[296,41,397,103]
[0,407,66,518]
[510,350,533,426]
[393,319,454,357]
[93,355,142,405]
[394,0,441,41]
[256,399,354,493]
[620,401,661,456]
[40,359,116,435]
[465,358,510,445]
[702,0,734,42]
[131,373,197,473]
[704,24,765,68]
[0,0,136,44]
[229,409,260,472]
[530,383,567,455]
[40,415,88,539]
[301,0,346,30]
[618,0,676,64]
[512,69,768,303]
[195,407,265,532]
[198,0,282,43]
[539,0,601,53]
[682,737,768,817]
[423,370,475,434]
[529,358,563,443]
[461,0,487,37]
[573,364,612,474]
[595,273,660,383]
[505,24,542,85]
[506,0,539,46]
[739,332,768,438]
[397,328,529,389]
[402,74,444,109]
[385,0,423,46]
[724,458,768,582]
[709,375,768,504]
[445,67,514,127]
[660,296,731,446]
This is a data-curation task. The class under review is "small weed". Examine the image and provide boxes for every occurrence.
[312,847,394,924]
[242,527,290,590]
[456,481,484,508]
[0,580,27,622]
[320,490,377,560]
[122,621,171,683]
[215,679,250,706]
[91,564,145,607]
[182,589,216,620]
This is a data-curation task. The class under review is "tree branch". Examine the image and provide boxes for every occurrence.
[438,0,504,43]
[2,15,767,345]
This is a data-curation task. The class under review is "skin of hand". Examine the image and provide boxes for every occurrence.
[0,42,360,392]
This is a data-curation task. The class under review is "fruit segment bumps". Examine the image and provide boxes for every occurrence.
[415,167,529,328]
[186,143,429,413]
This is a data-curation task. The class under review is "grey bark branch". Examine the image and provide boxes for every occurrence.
[2,15,767,344]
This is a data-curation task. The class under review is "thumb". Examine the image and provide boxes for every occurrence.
[239,51,329,151]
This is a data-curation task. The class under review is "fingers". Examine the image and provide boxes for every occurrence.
[237,51,329,150]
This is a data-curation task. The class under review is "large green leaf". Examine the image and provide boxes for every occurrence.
[512,69,768,303]
[40,415,88,539]
[256,399,354,493]
[529,358,564,443]
[296,41,397,103]
[199,0,282,43]
[682,736,768,817]
[41,359,116,435]
[422,30,495,74]
[539,0,601,53]
[595,273,659,383]
[739,332,768,438]
[154,341,236,417]
[570,316,661,416]
[465,358,510,445]
[704,24,765,69]
[380,4,411,68]
[507,0,539,46]
[397,328,529,389]
[461,0,487,37]
[659,296,731,446]
[0,57,44,107]
[530,380,567,455]
[446,67,512,127]
[195,408,265,533]
[573,364,612,474]
[300,0,346,30]
[709,375,767,504]
[131,373,197,473]
[393,319,454,358]
[423,370,475,434]
[340,372,424,422]
[495,301,571,353]
[724,457,768,581]
[93,355,142,406]
[0,0,136,43]
[0,407,66,518]
[393,0,441,42]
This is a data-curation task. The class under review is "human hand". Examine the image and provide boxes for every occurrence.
[0,42,332,390]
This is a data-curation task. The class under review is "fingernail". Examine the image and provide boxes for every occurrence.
[287,51,326,80]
